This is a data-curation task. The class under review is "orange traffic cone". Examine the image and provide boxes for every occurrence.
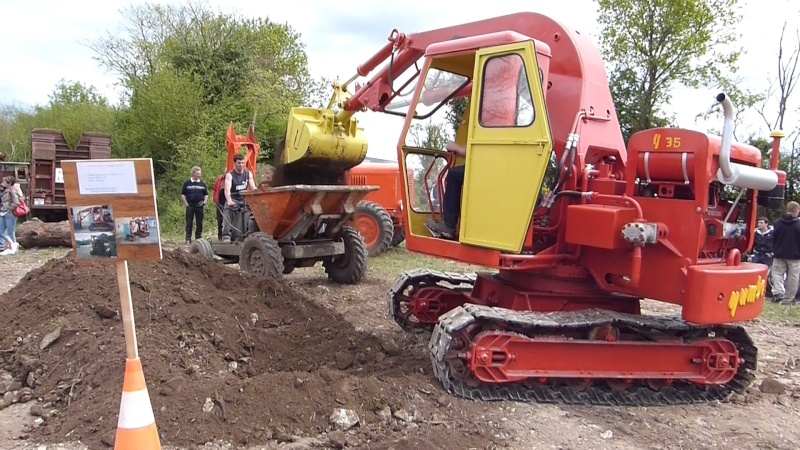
[115,357,161,450]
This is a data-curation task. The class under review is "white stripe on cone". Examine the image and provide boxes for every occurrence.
[118,389,156,430]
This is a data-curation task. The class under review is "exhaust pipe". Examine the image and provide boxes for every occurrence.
[717,93,735,181]
[715,93,778,191]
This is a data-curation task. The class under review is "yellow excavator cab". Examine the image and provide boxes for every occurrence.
[282,106,369,171]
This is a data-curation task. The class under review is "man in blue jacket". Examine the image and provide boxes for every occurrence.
[770,201,800,305]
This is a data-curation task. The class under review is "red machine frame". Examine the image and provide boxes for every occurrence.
[347,161,417,254]
[226,123,259,175]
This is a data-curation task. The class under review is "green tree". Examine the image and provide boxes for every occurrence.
[1,0,338,238]
[0,104,36,161]
[86,2,192,89]
[446,98,469,134]
[756,22,800,134]
[113,70,206,169]
[596,0,748,142]
[32,80,117,150]
[409,122,449,151]
[0,81,116,161]
[84,0,322,235]
[406,122,450,210]
[88,1,321,161]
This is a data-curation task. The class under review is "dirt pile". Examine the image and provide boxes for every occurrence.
[0,250,491,449]
[269,138,347,187]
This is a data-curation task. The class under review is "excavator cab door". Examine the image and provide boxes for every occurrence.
[459,41,554,253]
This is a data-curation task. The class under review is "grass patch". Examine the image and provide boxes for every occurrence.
[367,245,491,277]
[759,302,800,325]
[160,234,490,279]
[281,244,491,279]
[161,234,190,246]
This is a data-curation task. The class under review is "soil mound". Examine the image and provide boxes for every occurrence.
[0,250,487,449]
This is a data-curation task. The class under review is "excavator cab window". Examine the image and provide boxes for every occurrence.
[404,154,448,214]
[397,65,469,217]
[387,68,469,120]
[477,56,535,128]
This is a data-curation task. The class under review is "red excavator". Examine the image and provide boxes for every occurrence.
[283,11,785,405]
[347,159,417,256]
[73,206,114,232]
[125,217,150,241]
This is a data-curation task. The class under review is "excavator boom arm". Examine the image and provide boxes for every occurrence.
[337,12,627,176]
[343,14,575,111]
[283,11,628,195]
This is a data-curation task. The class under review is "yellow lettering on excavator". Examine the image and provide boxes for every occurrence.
[652,133,661,150]
[728,276,766,317]
[666,136,681,148]
[651,134,682,150]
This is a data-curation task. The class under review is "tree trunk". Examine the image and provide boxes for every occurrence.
[16,218,73,248]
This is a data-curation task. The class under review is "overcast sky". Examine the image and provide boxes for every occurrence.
[1,0,798,160]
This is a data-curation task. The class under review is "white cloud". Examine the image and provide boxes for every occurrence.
[1,0,798,161]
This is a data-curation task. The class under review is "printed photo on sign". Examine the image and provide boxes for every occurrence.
[115,216,159,245]
[71,205,118,260]
[71,205,115,232]
[73,230,118,260]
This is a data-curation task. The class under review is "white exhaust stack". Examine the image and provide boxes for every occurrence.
[715,93,778,191]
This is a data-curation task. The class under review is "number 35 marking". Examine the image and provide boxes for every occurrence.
[652,134,681,150]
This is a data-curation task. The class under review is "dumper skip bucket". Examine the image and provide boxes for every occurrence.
[243,185,378,240]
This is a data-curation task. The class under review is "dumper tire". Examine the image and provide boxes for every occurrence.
[189,238,214,260]
[390,226,405,247]
[240,233,284,280]
[323,226,367,285]
[353,201,394,257]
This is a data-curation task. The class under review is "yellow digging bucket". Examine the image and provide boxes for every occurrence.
[282,107,369,171]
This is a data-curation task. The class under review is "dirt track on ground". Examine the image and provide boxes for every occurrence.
[0,246,799,450]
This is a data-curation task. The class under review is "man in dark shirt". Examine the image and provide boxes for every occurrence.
[425,140,466,240]
[752,216,774,266]
[770,201,800,305]
[181,166,208,244]
[221,154,256,242]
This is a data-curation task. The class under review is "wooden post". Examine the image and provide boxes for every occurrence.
[60,158,163,449]
[60,158,162,358]
[116,260,138,359]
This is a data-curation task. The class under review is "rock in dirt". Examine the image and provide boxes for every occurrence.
[382,341,402,357]
[39,327,61,351]
[328,430,348,449]
[393,408,414,423]
[377,405,392,422]
[335,351,354,370]
[91,305,118,320]
[330,408,360,430]
[0,249,487,450]
[1,391,14,409]
[759,378,788,394]
[30,404,45,417]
